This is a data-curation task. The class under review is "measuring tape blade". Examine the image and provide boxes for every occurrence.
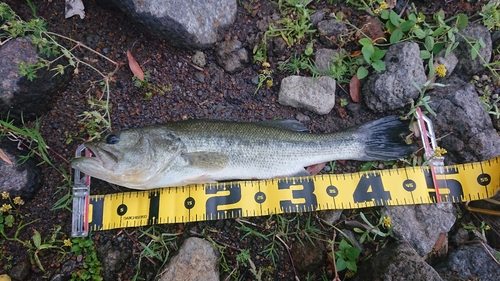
[84,157,500,232]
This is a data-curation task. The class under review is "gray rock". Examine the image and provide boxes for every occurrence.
[290,239,326,272]
[8,259,30,281]
[310,9,326,27]
[363,42,426,112]
[382,204,456,256]
[454,23,493,79]
[0,38,71,123]
[158,237,219,281]
[97,241,132,281]
[278,76,336,115]
[101,0,237,50]
[317,19,348,48]
[215,39,249,73]
[318,210,342,225]
[314,48,345,76]
[191,51,206,67]
[0,141,42,200]
[435,242,500,281]
[435,51,458,77]
[352,242,443,281]
[429,75,500,164]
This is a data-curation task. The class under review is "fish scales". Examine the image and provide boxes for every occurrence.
[71,116,414,190]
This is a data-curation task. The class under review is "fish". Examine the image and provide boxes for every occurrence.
[71,116,415,190]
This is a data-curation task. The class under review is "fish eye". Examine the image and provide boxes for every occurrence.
[106,134,119,144]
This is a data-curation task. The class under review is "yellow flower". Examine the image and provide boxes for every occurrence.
[1,191,9,199]
[485,225,491,231]
[13,197,24,205]
[262,62,271,68]
[379,1,388,10]
[63,239,72,247]
[413,25,420,29]
[266,79,273,88]
[435,64,447,78]
[434,146,447,157]
[374,8,381,14]
[0,203,12,212]
[383,216,392,228]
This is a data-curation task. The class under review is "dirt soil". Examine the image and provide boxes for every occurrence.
[1,0,498,280]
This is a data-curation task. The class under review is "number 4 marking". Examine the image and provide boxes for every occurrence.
[353,174,391,205]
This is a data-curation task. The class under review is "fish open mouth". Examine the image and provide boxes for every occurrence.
[85,143,119,163]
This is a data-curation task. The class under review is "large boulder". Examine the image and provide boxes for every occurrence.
[99,0,237,50]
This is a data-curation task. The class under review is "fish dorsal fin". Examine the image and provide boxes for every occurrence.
[258,120,308,132]
[182,152,229,171]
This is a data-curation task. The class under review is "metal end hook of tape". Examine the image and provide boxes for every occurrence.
[415,107,445,203]
[71,144,92,237]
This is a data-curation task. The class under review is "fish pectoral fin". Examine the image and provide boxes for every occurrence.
[182,152,229,171]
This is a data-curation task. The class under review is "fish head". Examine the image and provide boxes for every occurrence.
[71,127,184,188]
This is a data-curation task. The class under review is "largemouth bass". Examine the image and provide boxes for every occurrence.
[71,116,414,190]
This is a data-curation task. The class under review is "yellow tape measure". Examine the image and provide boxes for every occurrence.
[84,157,500,232]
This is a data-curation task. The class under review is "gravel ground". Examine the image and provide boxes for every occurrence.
[1,0,497,280]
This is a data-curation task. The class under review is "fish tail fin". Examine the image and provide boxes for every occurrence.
[358,116,415,161]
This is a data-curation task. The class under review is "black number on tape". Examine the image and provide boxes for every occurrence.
[477,173,491,186]
[89,197,104,230]
[353,174,391,205]
[205,184,242,219]
[254,191,266,204]
[278,179,318,212]
[148,191,160,225]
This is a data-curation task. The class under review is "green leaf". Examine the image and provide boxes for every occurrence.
[456,13,468,29]
[360,161,374,171]
[380,9,390,20]
[336,257,348,271]
[413,28,426,39]
[357,67,369,80]
[346,246,361,261]
[424,36,435,52]
[400,20,415,32]
[362,44,374,64]
[432,26,447,37]
[433,42,445,55]
[389,10,400,26]
[346,260,358,271]
[390,29,403,44]
[471,44,479,60]
[372,60,386,72]
[420,50,431,59]
[371,49,387,61]
[5,214,14,227]
[358,37,372,46]
[33,230,42,248]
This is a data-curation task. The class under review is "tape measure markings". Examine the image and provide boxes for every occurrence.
[86,157,500,231]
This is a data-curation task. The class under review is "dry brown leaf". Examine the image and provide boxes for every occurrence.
[0,148,13,165]
[127,50,144,81]
[306,162,326,175]
[349,74,361,103]
[433,233,448,254]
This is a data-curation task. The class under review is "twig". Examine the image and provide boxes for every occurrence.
[274,234,300,281]
[331,230,341,281]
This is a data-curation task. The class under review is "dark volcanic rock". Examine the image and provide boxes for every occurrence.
[98,0,237,50]
[0,140,42,200]
[429,75,500,164]
[0,38,72,123]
